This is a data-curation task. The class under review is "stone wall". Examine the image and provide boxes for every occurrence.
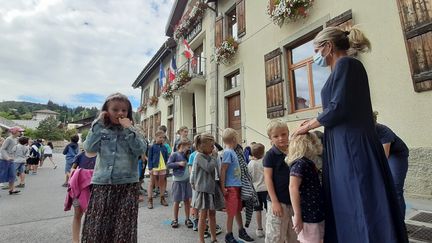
[405,147,432,199]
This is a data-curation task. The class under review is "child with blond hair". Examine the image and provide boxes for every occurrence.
[263,119,298,243]
[221,128,254,243]
[287,132,324,243]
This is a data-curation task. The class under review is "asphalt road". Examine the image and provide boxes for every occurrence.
[0,153,265,243]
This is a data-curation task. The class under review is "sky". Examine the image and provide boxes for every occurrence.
[0,0,174,109]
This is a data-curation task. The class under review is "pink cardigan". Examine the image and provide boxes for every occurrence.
[64,168,94,212]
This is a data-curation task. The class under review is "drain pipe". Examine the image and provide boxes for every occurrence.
[214,2,220,143]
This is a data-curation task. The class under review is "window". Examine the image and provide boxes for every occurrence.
[168,104,174,116]
[264,49,285,118]
[215,0,246,47]
[225,71,240,91]
[287,36,330,112]
[153,79,161,97]
[395,1,432,92]
[143,88,150,105]
[226,7,238,40]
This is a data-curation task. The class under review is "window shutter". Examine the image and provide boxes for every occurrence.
[269,0,276,15]
[265,49,285,118]
[149,115,154,139]
[396,0,432,92]
[215,16,224,47]
[155,111,161,130]
[236,0,246,38]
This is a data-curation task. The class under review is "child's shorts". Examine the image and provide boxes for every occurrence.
[65,162,74,173]
[224,187,242,217]
[15,163,26,174]
[254,191,268,211]
[151,169,166,176]
[298,221,325,243]
[172,180,192,202]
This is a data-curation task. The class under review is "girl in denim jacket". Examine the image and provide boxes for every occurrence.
[80,93,146,243]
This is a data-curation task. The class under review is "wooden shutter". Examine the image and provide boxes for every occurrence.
[153,111,161,132]
[149,115,154,139]
[215,16,224,47]
[265,49,285,118]
[269,0,276,15]
[143,119,148,138]
[236,0,246,38]
[396,0,432,92]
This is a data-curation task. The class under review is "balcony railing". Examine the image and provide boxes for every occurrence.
[177,55,206,77]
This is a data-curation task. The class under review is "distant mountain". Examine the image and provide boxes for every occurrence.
[0,100,99,122]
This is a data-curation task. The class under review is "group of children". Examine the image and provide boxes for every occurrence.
[0,128,58,196]
[56,92,325,243]
[142,119,325,243]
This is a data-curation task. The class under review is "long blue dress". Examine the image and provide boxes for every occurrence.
[317,57,408,243]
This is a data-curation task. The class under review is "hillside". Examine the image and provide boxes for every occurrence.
[0,100,99,122]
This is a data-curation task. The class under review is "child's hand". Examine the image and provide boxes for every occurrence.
[178,161,187,167]
[119,117,132,128]
[272,202,284,217]
[292,214,303,234]
[221,187,228,196]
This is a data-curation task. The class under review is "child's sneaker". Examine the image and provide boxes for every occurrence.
[192,218,199,231]
[215,224,223,235]
[225,232,240,243]
[238,228,254,242]
[256,228,265,238]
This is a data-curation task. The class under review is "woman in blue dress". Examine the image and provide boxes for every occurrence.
[292,27,407,243]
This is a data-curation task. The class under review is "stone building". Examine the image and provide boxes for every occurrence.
[132,0,432,198]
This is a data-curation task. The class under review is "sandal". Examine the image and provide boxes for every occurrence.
[171,219,179,228]
[9,190,20,195]
[185,218,193,228]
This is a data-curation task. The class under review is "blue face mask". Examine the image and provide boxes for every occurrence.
[313,51,328,67]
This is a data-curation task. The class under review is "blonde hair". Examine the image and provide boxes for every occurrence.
[314,26,371,56]
[194,133,215,153]
[177,126,188,134]
[286,132,323,166]
[266,119,289,138]
[177,137,192,149]
[222,128,238,144]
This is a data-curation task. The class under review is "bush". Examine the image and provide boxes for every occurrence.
[81,129,89,142]
[35,116,64,141]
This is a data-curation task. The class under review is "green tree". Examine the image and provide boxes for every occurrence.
[24,128,38,139]
[64,128,78,140]
[35,116,63,140]
[81,129,89,142]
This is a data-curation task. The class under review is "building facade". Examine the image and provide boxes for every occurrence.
[133,0,432,198]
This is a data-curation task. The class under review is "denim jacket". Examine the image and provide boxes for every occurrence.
[84,119,147,185]
[148,143,168,170]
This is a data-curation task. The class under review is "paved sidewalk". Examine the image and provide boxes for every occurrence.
[0,153,430,242]
[0,153,263,243]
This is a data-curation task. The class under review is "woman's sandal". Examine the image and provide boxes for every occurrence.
[171,219,179,228]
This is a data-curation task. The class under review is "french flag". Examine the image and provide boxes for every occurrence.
[169,56,177,82]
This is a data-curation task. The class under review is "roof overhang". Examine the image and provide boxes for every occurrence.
[132,38,177,89]
[165,0,188,37]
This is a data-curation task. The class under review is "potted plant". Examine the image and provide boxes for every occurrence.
[137,103,148,113]
[267,0,314,27]
[148,96,158,106]
[173,1,207,41]
[161,83,175,100]
[214,37,239,65]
